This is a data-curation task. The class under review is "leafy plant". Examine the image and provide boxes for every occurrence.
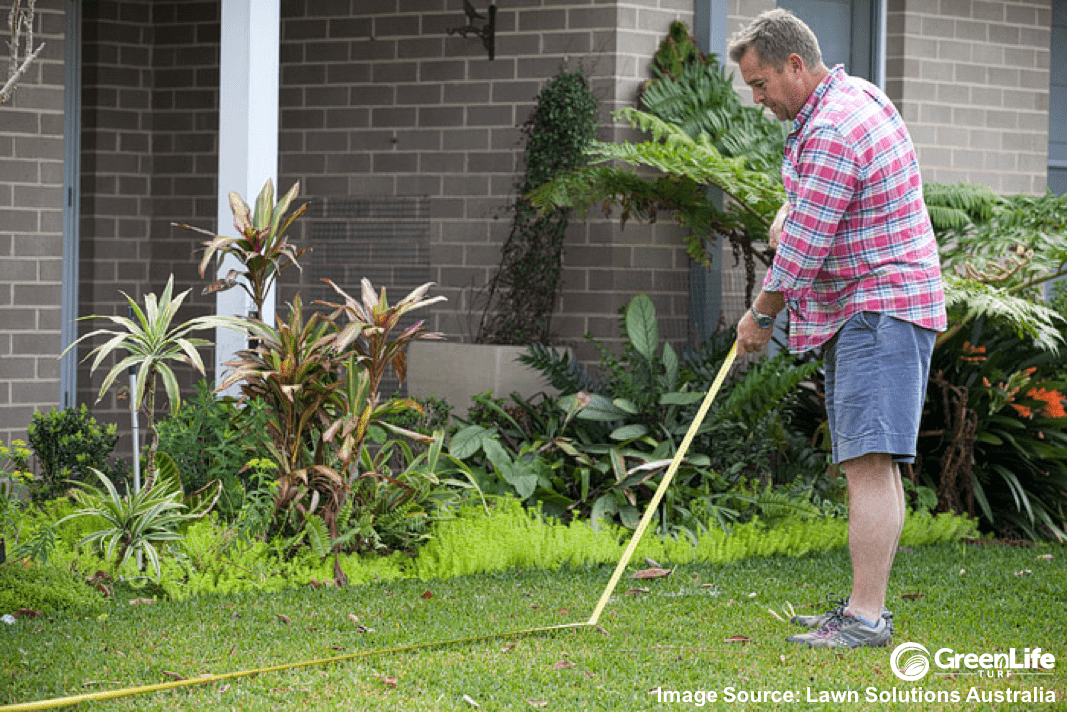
[57,469,203,580]
[61,275,223,488]
[154,380,273,518]
[917,314,1066,541]
[176,178,310,322]
[477,65,599,345]
[213,279,447,584]
[927,185,1067,353]
[24,405,123,501]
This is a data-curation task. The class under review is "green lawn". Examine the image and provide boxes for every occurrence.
[1,541,1065,711]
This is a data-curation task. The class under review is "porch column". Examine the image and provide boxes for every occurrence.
[689,0,727,342]
[214,0,280,389]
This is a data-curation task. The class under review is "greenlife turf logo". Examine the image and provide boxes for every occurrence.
[890,642,930,681]
[890,642,1056,681]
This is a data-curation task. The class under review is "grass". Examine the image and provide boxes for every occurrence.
[0,540,1065,711]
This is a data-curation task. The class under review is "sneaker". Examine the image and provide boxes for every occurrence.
[790,593,894,635]
[786,612,892,649]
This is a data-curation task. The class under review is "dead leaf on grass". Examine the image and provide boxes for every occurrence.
[276,613,291,624]
[629,568,672,579]
[526,698,548,708]
[901,592,924,601]
[219,684,230,694]
[624,588,650,596]
[551,659,575,670]
[557,607,570,615]
[501,643,517,652]
[1014,569,1033,577]
[461,694,480,708]
[13,608,41,619]
[128,598,155,606]
[724,635,751,643]
[162,671,187,681]
[380,675,398,688]
[1037,554,1054,561]
[420,590,434,600]
[643,558,662,569]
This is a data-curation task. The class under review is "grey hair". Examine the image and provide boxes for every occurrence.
[728,9,823,70]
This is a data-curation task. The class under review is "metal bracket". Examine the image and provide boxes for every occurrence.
[447,2,496,61]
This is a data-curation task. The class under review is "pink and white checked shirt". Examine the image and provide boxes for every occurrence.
[763,65,947,353]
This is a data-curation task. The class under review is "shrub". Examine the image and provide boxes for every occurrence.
[25,405,125,502]
[0,564,105,616]
[154,381,273,517]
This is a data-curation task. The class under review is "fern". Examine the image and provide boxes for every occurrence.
[923,182,998,234]
[518,343,605,394]
[719,353,821,423]
[942,274,1065,353]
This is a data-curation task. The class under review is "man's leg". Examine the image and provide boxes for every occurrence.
[843,452,902,625]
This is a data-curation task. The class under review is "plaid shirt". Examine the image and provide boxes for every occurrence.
[763,65,947,353]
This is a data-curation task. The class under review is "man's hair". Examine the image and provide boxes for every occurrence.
[728,9,823,70]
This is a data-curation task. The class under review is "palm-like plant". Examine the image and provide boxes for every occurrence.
[176,178,309,321]
[61,275,220,487]
[59,469,196,580]
[214,280,446,585]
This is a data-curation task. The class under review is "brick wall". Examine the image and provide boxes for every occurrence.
[276,0,696,368]
[886,0,1052,194]
[0,0,66,446]
[78,0,219,450]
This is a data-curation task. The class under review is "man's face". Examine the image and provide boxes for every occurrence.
[738,46,802,122]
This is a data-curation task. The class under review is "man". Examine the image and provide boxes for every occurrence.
[729,9,946,649]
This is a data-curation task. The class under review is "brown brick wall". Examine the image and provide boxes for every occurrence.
[0,0,67,446]
[277,0,696,368]
[77,0,219,452]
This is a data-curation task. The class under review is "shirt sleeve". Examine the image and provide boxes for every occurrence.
[763,122,860,294]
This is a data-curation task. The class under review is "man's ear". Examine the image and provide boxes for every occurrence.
[787,53,805,74]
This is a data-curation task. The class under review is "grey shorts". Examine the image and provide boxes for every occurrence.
[823,311,937,465]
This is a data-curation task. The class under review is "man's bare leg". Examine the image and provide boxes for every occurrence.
[843,452,902,624]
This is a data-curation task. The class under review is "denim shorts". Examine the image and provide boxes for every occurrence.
[823,312,937,465]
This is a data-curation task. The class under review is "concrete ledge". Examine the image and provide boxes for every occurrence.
[406,341,558,415]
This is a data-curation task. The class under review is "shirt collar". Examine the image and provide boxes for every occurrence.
[790,64,846,135]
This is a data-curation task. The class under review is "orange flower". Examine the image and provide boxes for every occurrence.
[960,342,987,363]
[1026,387,1067,419]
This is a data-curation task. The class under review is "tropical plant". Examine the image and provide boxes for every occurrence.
[477,65,599,345]
[527,21,786,280]
[916,313,1066,541]
[176,178,310,322]
[212,279,446,584]
[926,184,1067,353]
[458,294,824,534]
[61,275,224,488]
[57,469,202,580]
[24,404,123,501]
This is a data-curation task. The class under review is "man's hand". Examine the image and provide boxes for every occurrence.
[737,309,775,355]
[769,202,790,250]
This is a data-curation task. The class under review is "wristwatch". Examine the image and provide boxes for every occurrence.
[750,306,775,329]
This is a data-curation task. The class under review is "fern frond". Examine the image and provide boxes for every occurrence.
[718,353,821,423]
[942,273,1065,353]
[518,343,605,394]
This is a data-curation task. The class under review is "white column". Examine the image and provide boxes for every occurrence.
[214,0,280,390]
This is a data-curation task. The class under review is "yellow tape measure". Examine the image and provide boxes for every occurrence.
[2,341,738,712]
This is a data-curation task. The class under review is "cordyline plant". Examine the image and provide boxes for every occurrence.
[214,279,445,585]
[175,178,309,322]
[61,275,225,488]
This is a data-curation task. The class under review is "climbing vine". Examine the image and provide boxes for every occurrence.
[477,66,599,345]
